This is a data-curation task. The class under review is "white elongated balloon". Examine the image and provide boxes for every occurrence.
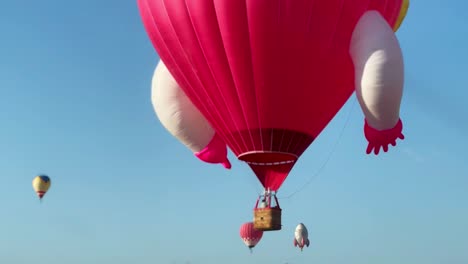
[151,61,231,168]
[350,11,405,154]
[293,223,310,251]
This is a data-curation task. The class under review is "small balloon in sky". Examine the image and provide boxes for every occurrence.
[293,223,310,252]
[240,222,263,253]
[32,175,51,201]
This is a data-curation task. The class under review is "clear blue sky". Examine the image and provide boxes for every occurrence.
[0,1,467,263]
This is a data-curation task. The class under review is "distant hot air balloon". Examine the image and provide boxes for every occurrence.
[152,60,231,169]
[32,175,51,200]
[138,0,410,229]
[293,223,310,251]
[240,222,263,253]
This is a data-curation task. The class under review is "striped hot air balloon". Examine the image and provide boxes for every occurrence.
[240,222,263,252]
[32,175,51,200]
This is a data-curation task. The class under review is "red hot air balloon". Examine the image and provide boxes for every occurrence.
[138,0,409,227]
[240,222,263,252]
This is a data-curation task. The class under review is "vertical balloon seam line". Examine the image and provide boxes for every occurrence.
[244,0,265,153]
[154,0,241,153]
[290,134,308,156]
[289,135,302,157]
[283,127,297,154]
[286,134,300,158]
[277,126,286,155]
[279,97,357,199]
[205,1,256,154]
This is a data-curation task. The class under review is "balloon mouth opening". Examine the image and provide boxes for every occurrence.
[238,151,298,165]
[37,192,45,199]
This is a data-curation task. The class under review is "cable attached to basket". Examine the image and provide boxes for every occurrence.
[279,97,357,200]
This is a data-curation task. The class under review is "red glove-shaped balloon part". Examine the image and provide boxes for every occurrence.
[364,118,404,155]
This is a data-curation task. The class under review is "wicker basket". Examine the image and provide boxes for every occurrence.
[253,208,282,231]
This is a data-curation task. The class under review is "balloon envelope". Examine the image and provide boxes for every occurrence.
[240,222,263,249]
[32,175,51,199]
[138,0,406,191]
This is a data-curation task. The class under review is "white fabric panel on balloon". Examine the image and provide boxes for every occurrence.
[151,61,231,168]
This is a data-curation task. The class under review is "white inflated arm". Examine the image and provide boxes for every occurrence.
[350,10,404,130]
[151,61,215,152]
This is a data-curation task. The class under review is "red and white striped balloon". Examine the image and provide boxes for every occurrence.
[240,222,263,251]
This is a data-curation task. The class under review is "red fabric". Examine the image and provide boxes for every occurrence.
[194,133,232,169]
[364,118,405,155]
[138,0,403,190]
[239,222,263,246]
[36,191,45,199]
